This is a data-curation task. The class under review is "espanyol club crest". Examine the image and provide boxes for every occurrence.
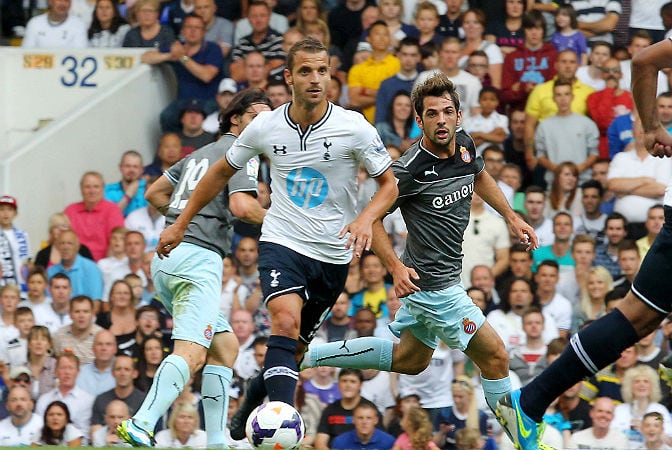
[459,146,471,163]
[462,318,477,334]
[203,325,213,341]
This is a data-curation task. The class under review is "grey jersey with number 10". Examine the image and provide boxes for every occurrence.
[164,133,259,258]
[392,130,483,291]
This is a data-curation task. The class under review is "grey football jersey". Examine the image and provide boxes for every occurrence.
[392,130,484,291]
[165,133,259,257]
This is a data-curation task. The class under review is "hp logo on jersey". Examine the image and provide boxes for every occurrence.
[287,167,329,208]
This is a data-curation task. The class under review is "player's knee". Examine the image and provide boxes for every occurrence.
[207,332,239,367]
[270,310,301,336]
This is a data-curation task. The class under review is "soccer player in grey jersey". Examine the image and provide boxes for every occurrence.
[117,90,272,448]
[301,72,539,450]
[156,37,399,440]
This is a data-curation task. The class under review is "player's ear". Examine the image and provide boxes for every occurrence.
[284,68,292,87]
[414,113,423,131]
[231,114,241,126]
[456,109,462,127]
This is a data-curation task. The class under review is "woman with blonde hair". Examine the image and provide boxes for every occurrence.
[393,406,438,450]
[612,365,672,446]
[574,266,613,330]
[433,376,489,450]
[546,161,583,219]
[154,401,206,448]
[34,213,93,269]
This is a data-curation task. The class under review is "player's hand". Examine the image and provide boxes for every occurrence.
[509,215,538,251]
[391,263,420,298]
[340,219,372,258]
[156,223,185,258]
[644,126,672,158]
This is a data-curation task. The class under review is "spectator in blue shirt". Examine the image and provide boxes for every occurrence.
[47,230,103,303]
[331,403,395,450]
[104,151,147,217]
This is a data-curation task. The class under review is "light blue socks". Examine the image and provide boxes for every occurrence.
[202,364,233,448]
[307,337,394,371]
[481,375,511,412]
[133,354,191,431]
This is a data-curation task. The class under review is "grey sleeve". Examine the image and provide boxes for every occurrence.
[228,156,259,195]
[165,158,186,185]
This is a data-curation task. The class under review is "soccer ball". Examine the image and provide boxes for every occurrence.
[245,401,305,449]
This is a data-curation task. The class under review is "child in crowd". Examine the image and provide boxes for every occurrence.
[420,42,439,70]
[0,195,30,292]
[392,406,438,450]
[465,87,509,155]
[414,2,442,46]
[550,4,588,66]
[1,307,35,371]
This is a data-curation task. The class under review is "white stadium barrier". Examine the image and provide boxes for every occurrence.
[0,47,176,255]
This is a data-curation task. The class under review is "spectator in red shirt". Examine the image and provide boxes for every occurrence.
[586,57,633,159]
[500,10,557,113]
[64,172,125,262]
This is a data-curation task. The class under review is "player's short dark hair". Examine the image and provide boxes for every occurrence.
[591,41,613,55]
[219,89,272,134]
[580,179,604,197]
[658,91,672,100]
[286,37,328,73]
[339,368,364,382]
[412,72,461,117]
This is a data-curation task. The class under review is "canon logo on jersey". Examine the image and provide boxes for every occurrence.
[431,182,473,209]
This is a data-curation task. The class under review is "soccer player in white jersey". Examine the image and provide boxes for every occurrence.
[479,37,672,450]
[156,37,399,440]
[300,73,538,449]
[117,90,271,448]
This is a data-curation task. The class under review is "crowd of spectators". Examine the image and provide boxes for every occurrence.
[4,0,672,448]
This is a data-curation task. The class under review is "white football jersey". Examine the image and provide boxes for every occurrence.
[226,102,392,264]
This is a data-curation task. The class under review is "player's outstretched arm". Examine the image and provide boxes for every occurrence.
[340,168,399,257]
[370,219,419,297]
[475,169,538,250]
[157,157,238,257]
[632,39,672,157]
